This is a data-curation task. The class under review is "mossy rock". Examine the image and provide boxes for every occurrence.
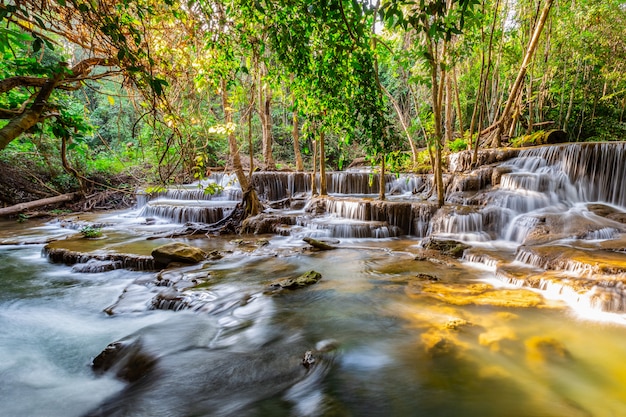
[421,237,470,258]
[512,129,568,148]
[269,270,322,290]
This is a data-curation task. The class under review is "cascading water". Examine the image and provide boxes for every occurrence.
[4,142,626,417]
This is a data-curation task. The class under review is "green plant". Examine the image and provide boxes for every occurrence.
[17,213,28,223]
[49,209,72,215]
[203,182,224,195]
[80,225,103,238]
[448,138,468,152]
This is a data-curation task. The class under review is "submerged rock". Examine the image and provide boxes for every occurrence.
[525,336,572,363]
[151,242,207,266]
[269,270,322,290]
[406,280,546,308]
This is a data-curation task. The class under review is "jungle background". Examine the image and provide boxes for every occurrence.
[1,0,625,211]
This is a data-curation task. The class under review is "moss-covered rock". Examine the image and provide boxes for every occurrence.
[421,237,470,258]
[269,270,322,290]
[512,129,568,148]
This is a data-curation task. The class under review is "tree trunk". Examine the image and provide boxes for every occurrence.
[424,25,446,207]
[0,69,64,151]
[492,0,554,147]
[258,65,275,170]
[526,66,534,135]
[0,193,77,217]
[445,70,454,144]
[311,136,318,196]
[221,79,262,217]
[379,154,386,201]
[319,130,327,196]
[292,111,304,171]
[452,69,464,139]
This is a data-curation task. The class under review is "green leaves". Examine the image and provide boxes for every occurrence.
[148,76,169,96]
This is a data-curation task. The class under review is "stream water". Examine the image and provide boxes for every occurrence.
[2,143,626,416]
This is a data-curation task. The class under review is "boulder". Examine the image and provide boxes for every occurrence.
[269,270,322,290]
[241,213,297,234]
[421,237,470,258]
[151,242,207,266]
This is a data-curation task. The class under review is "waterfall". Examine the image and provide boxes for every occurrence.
[516,142,626,208]
[428,206,491,241]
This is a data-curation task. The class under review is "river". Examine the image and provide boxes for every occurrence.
[1,214,626,416]
[2,142,626,416]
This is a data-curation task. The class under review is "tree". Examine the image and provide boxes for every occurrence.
[490,0,554,147]
[249,0,394,198]
[0,0,170,160]
[380,0,480,206]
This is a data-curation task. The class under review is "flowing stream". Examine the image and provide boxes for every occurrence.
[2,142,626,416]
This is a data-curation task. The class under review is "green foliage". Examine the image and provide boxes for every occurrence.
[202,182,224,195]
[144,185,167,195]
[448,138,468,152]
[80,226,103,238]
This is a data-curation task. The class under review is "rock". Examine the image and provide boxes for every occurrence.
[543,129,568,144]
[525,336,571,363]
[43,245,157,271]
[92,340,157,383]
[241,213,298,234]
[269,270,322,290]
[406,280,546,308]
[492,166,513,186]
[513,129,568,148]
[151,242,207,266]
[415,273,439,281]
[421,237,470,258]
[303,237,336,251]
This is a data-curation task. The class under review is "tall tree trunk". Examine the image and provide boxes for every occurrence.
[445,70,454,144]
[248,104,254,181]
[221,79,262,217]
[258,64,275,170]
[311,135,318,196]
[379,154,386,201]
[527,66,534,134]
[425,29,446,207]
[292,110,304,171]
[319,130,327,196]
[492,0,554,147]
[452,69,464,139]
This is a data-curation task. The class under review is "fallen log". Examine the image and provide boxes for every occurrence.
[0,193,77,217]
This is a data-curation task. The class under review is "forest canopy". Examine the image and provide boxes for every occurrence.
[0,0,625,204]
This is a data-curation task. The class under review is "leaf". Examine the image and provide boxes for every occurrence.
[32,37,43,53]
[107,95,115,105]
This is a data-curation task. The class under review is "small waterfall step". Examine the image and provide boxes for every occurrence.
[139,199,238,224]
[296,216,402,239]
